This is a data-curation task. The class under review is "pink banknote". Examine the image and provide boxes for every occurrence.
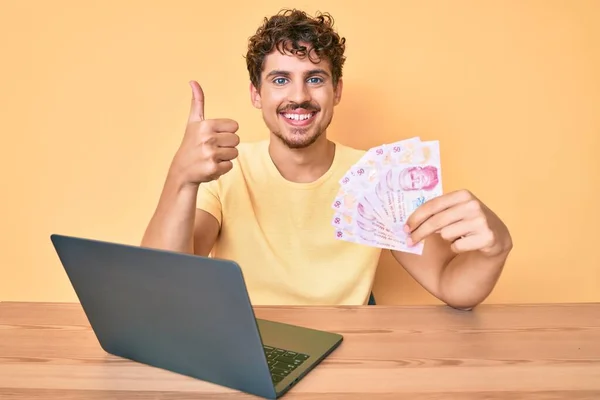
[331,137,443,255]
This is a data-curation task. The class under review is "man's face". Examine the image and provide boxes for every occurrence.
[399,166,439,191]
[250,43,342,149]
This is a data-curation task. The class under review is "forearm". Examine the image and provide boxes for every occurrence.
[141,170,199,254]
[439,246,512,310]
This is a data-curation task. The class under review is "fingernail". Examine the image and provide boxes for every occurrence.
[404,224,410,233]
[406,237,413,247]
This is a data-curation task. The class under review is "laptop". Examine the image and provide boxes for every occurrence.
[50,234,343,399]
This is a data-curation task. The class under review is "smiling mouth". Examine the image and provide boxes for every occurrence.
[279,110,318,127]
[282,112,316,121]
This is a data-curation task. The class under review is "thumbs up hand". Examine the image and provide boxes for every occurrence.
[171,81,240,186]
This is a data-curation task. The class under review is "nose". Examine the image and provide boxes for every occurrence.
[288,80,311,105]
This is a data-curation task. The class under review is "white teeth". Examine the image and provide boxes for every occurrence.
[284,113,312,121]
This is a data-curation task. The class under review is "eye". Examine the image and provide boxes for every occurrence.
[307,77,323,84]
[273,77,288,85]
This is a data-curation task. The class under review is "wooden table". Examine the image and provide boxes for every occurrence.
[1,302,599,399]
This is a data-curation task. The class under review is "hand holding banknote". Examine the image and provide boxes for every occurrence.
[404,189,511,257]
[332,136,511,257]
[331,137,443,255]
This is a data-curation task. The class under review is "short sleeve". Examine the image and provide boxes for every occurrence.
[196,180,222,225]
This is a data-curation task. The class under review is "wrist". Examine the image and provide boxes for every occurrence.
[167,166,199,195]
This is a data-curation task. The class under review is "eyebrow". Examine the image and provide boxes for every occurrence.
[265,69,331,79]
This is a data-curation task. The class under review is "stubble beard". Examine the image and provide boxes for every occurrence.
[273,111,335,149]
[274,126,323,149]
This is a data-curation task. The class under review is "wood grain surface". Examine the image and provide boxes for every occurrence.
[1,302,599,399]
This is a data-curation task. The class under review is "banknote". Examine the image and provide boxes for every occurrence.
[331,137,443,255]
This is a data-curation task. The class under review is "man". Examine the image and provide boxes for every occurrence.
[142,9,513,309]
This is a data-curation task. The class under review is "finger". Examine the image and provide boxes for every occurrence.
[405,189,474,233]
[450,234,489,253]
[188,80,205,122]
[438,218,480,242]
[215,132,240,148]
[409,203,469,244]
[215,160,234,175]
[214,147,239,162]
[208,118,240,134]
[199,160,234,182]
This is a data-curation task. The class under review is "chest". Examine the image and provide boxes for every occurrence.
[222,179,339,233]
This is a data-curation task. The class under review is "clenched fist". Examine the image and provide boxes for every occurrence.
[170,81,240,186]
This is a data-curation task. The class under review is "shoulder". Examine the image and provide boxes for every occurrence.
[334,141,366,156]
[333,141,367,168]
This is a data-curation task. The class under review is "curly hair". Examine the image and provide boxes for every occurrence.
[245,9,346,90]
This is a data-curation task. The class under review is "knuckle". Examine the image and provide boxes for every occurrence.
[484,229,496,245]
[457,189,473,202]
[200,134,217,146]
[467,199,482,213]
[439,228,453,241]
[474,214,488,226]
[203,147,216,160]
[205,161,217,173]
[204,163,219,178]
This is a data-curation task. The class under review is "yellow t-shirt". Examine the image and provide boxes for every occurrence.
[196,139,382,305]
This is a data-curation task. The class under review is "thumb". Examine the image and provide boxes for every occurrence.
[188,80,205,122]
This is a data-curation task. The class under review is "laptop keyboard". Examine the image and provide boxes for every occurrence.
[263,345,309,384]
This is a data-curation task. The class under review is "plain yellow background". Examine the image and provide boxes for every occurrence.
[1,1,598,304]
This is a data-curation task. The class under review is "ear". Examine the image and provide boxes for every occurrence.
[250,82,262,109]
[333,77,343,106]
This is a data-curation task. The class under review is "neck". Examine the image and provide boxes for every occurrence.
[268,134,336,183]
